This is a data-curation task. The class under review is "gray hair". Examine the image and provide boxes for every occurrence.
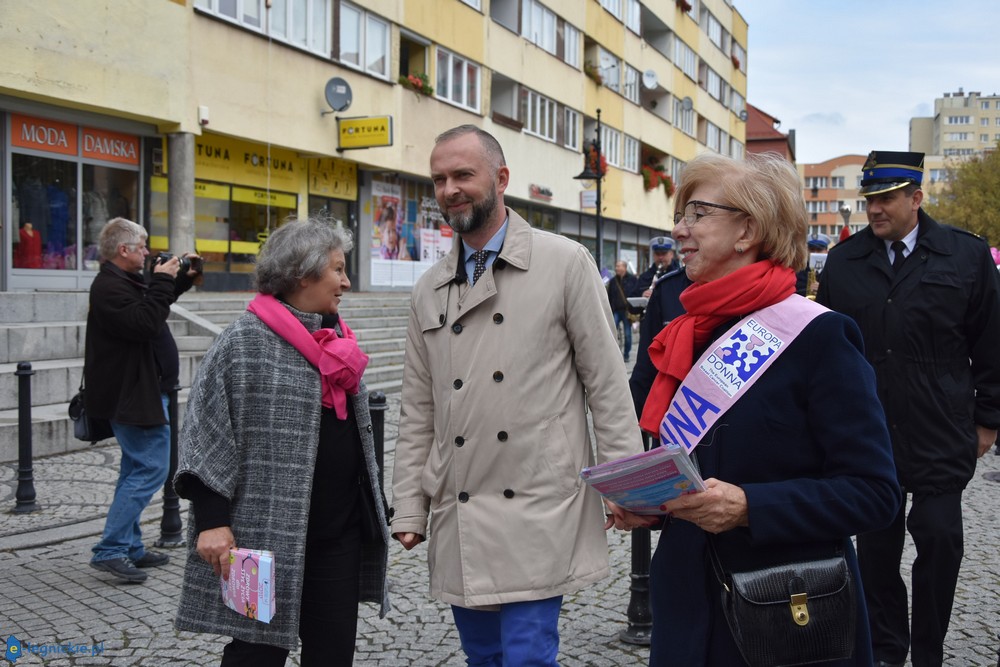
[98,217,147,262]
[254,214,354,297]
[435,125,507,173]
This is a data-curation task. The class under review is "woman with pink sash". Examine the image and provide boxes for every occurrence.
[630,153,900,666]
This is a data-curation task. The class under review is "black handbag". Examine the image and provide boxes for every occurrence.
[68,382,115,444]
[709,540,856,667]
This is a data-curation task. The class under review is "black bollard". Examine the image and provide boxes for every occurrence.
[155,386,185,547]
[368,390,387,489]
[619,431,653,645]
[13,362,39,514]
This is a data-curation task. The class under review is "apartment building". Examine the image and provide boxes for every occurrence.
[799,156,867,241]
[0,0,747,291]
[911,88,1000,160]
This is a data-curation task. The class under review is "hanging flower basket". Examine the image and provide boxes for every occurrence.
[587,145,608,177]
[731,53,741,69]
[676,0,693,12]
[399,73,434,97]
[583,61,603,85]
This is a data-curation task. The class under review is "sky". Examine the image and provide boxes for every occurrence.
[735,1,1000,164]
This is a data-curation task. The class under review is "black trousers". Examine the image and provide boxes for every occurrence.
[220,529,362,667]
[857,490,963,667]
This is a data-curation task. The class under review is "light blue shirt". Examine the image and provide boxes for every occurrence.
[462,218,509,285]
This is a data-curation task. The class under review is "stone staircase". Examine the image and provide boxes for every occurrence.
[0,290,410,463]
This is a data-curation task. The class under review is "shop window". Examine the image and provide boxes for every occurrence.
[82,165,138,270]
[11,155,78,270]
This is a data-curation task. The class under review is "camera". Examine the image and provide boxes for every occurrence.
[155,252,203,274]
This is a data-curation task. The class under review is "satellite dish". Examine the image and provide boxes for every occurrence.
[324,77,352,113]
[681,96,693,111]
[641,69,658,90]
[739,109,748,121]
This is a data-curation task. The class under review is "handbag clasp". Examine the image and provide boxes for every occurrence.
[790,592,809,626]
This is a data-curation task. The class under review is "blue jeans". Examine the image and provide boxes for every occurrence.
[91,395,170,563]
[613,310,632,360]
[452,596,562,667]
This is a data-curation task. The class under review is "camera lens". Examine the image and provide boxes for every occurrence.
[178,256,192,273]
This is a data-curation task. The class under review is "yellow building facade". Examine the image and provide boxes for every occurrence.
[1,0,747,291]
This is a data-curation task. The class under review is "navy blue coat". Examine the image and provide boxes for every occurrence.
[816,210,1000,492]
[648,311,901,666]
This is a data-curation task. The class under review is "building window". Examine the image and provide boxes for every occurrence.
[730,90,745,117]
[831,176,845,188]
[623,65,640,104]
[601,125,622,167]
[703,10,723,49]
[806,201,828,214]
[625,0,641,34]
[705,121,721,152]
[674,38,697,81]
[623,135,639,172]
[437,47,481,112]
[522,89,558,142]
[673,98,695,136]
[946,116,971,125]
[856,199,866,213]
[340,3,390,78]
[981,134,990,143]
[564,108,580,150]
[729,139,744,159]
[562,22,580,68]
[982,100,991,110]
[460,0,481,8]
[702,66,722,101]
[598,47,620,92]
[195,0,331,56]
[600,0,622,20]
[522,0,556,55]
[995,117,1000,126]
[982,118,990,126]
[731,40,746,73]
[946,132,971,141]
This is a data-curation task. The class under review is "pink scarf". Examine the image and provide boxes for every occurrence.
[247,294,369,420]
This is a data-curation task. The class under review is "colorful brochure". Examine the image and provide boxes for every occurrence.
[221,548,276,623]
[580,445,705,515]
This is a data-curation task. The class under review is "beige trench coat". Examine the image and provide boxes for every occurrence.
[391,210,644,608]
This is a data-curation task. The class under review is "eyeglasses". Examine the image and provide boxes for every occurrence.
[673,200,745,227]
[122,242,148,253]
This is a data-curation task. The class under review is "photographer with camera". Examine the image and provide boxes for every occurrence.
[86,217,201,583]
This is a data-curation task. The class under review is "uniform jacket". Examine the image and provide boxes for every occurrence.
[85,262,179,425]
[649,312,901,666]
[816,210,1000,492]
[390,209,644,608]
[174,305,389,650]
[629,268,692,417]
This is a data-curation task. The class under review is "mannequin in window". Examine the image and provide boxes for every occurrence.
[15,222,43,269]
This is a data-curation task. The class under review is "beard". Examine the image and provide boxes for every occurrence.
[443,187,498,234]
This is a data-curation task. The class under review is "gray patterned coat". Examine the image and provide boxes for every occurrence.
[174,303,390,650]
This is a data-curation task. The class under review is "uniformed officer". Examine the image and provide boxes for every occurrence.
[816,150,1000,667]
[633,236,680,298]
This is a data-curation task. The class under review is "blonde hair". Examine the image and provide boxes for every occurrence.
[675,152,808,270]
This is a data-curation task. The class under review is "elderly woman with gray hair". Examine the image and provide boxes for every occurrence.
[174,217,389,666]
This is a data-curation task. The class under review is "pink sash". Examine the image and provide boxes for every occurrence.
[659,295,827,453]
[247,294,369,420]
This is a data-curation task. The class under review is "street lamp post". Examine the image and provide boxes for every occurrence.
[574,108,604,267]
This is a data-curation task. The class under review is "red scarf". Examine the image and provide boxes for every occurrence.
[639,260,796,433]
[247,294,369,420]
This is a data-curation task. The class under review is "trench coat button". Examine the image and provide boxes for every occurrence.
[439,314,445,325]
[493,313,504,324]
[493,371,504,382]
[454,379,463,390]
[503,489,515,499]
[458,491,470,503]
[452,323,463,334]
[455,436,465,447]
[497,431,508,441]
[366,424,373,433]
[388,507,395,518]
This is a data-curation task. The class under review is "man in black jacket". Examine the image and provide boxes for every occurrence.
[816,151,1000,667]
[607,260,638,361]
[86,217,195,583]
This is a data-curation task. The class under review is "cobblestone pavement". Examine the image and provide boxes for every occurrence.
[2,388,999,665]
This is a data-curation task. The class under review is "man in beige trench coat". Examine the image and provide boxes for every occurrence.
[390,125,644,665]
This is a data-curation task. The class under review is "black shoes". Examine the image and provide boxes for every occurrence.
[90,557,148,583]
[133,551,170,568]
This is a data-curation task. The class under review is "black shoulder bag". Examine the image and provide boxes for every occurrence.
[68,377,115,444]
[707,537,856,666]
